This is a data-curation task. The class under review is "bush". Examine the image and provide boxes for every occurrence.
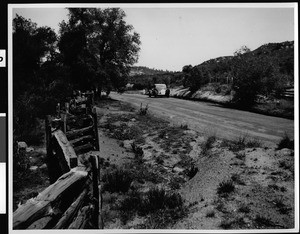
[277,133,294,150]
[254,215,274,227]
[118,187,187,227]
[186,165,198,179]
[238,203,250,213]
[246,138,262,148]
[206,210,215,217]
[102,168,133,193]
[131,142,144,163]
[226,135,261,152]
[231,56,274,107]
[217,180,235,196]
[139,103,149,115]
[202,135,216,153]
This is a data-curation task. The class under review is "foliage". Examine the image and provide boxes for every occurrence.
[217,180,235,196]
[202,135,216,154]
[139,103,149,115]
[277,133,294,150]
[102,168,133,193]
[13,15,57,97]
[206,210,215,217]
[118,187,187,227]
[182,65,210,92]
[59,8,141,92]
[13,15,73,142]
[254,215,274,227]
[231,55,274,107]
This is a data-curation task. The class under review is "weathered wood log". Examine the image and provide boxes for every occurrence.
[98,184,104,229]
[53,130,78,169]
[61,113,67,133]
[69,135,94,146]
[45,115,60,183]
[68,205,93,229]
[92,107,100,151]
[74,143,95,155]
[66,126,94,140]
[27,216,53,229]
[54,188,88,229]
[13,167,88,229]
[67,116,94,130]
[90,156,99,229]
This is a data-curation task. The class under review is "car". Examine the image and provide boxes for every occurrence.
[148,84,170,97]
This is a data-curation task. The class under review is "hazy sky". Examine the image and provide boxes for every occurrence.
[12,4,295,71]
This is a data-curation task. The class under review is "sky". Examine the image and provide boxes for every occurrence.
[12,4,296,72]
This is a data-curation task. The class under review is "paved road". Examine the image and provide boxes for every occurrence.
[110,92,294,146]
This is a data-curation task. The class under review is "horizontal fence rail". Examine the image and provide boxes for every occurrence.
[14,91,103,229]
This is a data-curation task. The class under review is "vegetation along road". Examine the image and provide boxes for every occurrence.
[111,93,294,147]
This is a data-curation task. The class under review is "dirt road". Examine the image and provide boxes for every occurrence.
[110,93,294,147]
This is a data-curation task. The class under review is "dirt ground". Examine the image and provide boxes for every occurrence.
[94,98,295,230]
[13,97,295,230]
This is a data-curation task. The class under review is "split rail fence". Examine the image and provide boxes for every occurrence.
[13,92,104,229]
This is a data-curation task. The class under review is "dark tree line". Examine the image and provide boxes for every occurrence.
[13,8,141,143]
[181,43,294,107]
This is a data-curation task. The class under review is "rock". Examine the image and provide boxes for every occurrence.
[142,150,152,160]
[173,166,185,174]
[123,140,134,150]
[276,148,293,157]
[26,147,34,153]
[29,166,38,171]
[130,180,144,191]
[17,141,27,151]
[164,156,181,167]
[130,118,136,122]
[112,121,122,127]
[39,163,47,169]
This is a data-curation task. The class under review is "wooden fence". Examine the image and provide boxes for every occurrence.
[13,92,104,229]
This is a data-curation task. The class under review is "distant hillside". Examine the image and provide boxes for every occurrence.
[128,41,294,89]
[129,66,170,76]
[192,40,294,86]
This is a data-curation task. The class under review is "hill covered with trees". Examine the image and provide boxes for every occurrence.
[129,41,294,107]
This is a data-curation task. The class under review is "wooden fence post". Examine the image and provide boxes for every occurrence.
[90,156,99,229]
[56,103,60,117]
[97,155,104,229]
[65,102,69,114]
[45,115,61,184]
[92,107,100,151]
[45,115,51,155]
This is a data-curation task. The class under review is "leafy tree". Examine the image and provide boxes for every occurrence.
[231,55,274,107]
[58,8,141,93]
[13,15,73,143]
[13,14,57,98]
[182,65,209,92]
[182,65,192,88]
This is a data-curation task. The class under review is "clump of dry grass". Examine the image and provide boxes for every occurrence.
[277,133,294,150]
[217,180,235,197]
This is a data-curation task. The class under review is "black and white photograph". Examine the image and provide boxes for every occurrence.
[9,3,298,232]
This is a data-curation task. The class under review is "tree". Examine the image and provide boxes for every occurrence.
[13,15,57,98]
[58,8,141,93]
[231,55,274,107]
[13,15,73,143]
[182,65,209,92]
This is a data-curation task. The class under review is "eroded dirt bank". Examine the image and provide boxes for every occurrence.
[94,98,295,230]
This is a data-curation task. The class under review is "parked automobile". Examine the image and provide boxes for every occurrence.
[148,84,170,97]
